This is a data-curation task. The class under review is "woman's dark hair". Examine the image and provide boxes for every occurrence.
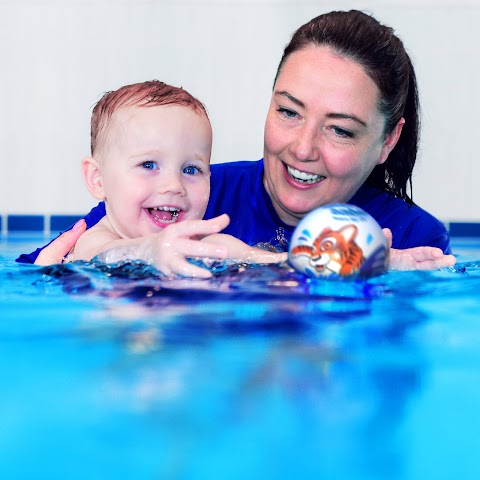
[274,10,418,203]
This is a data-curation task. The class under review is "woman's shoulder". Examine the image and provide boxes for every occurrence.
[352,185,450,252]
[210,159,265,196]
[353,184,442,222]
[210,159,263,177]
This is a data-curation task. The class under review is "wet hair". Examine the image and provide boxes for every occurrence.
[274,10,418,203]
[91,79,209,157]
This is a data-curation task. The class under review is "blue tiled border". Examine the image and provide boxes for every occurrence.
[50,215,83,233]
[3,214,82,235]
[7,215,44,232]
[448,222,480,238]
[2,216,480,238]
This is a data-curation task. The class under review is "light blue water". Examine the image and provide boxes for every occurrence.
[1,235,480,480]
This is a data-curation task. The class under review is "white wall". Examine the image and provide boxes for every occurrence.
[0,0,478,223]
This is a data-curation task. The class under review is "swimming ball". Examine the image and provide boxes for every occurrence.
[288,204,389,279]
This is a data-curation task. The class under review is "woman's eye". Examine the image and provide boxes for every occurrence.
[278,107,298,119]
[331,126,354,138]
[141,161,158,170]
[183,165,201,175]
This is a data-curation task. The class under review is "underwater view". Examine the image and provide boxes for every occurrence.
[1,236,480,480]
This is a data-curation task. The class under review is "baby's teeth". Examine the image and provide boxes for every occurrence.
[153,206,179,212]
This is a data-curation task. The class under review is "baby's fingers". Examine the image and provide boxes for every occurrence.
[153,238,229,278]
[166,257,214,279]
[173,214,230,238]
[178,238,228,260]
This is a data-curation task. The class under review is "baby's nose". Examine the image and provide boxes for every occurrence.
[157,173,186,195]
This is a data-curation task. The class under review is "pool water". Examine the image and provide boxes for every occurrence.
[1,236,480,479]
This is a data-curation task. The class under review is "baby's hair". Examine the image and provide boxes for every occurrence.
[91,80,209,156]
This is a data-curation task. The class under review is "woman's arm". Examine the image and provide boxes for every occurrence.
[35,219,87,265]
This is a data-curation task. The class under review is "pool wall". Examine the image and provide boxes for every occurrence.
[1,2,480,229]
[2,214,480,240]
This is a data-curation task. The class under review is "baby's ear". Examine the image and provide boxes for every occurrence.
[82,157,105,200]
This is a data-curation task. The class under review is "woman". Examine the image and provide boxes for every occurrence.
[21,10,455,271]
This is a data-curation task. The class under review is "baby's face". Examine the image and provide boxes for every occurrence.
[98,104,212,239]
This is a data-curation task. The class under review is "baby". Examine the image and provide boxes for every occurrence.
[73,80,286,277]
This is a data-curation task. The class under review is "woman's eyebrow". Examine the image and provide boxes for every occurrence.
[274,90,305,108]
[274,90,368,127]
[326,112,367,127]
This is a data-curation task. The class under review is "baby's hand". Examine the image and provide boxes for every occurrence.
[140,214,232,278]
[95,215,231,278]
[383,228,456,271]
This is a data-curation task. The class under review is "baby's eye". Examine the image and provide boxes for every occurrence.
[183,165,202,175]
[277,107,299,119]
[141,161,158,170]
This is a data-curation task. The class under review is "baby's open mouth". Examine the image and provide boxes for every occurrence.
[147,206,181,224]
[286,164,325,184]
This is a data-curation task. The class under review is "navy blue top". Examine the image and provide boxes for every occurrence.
[16,159,451,263]
[205,160,451,253]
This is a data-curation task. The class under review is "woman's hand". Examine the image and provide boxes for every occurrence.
[34,219,87,265]
[383,228,456,271]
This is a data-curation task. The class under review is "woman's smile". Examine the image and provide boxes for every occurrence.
[284,163,326,185]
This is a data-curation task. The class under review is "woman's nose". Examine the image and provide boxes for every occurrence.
[290,124,320,162]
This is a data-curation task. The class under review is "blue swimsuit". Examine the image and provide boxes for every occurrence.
[16,159,451,264]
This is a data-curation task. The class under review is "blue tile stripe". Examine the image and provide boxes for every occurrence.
[448,222,480,237]
[2,216,480,237]
[3,214,82,235]
[7,215,44,232]
[50,215,83,233]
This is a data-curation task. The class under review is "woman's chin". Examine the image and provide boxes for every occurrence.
[276,199,322,224]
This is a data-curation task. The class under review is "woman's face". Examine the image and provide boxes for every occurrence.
[263,46,403,226]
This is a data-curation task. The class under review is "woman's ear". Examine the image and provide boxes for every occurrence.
[82,157,105,200]
[377,118,405,165]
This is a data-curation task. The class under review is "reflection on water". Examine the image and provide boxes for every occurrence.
[1,240,480,479]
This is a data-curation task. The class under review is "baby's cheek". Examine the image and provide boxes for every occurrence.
[195,188,210,219]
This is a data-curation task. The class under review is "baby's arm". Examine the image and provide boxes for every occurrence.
[73,218,123,261]
[205,233,288,264]
[383,228,456,270]
[74,215,232,278]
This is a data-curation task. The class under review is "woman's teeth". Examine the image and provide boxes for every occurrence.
[287,165,324,184]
